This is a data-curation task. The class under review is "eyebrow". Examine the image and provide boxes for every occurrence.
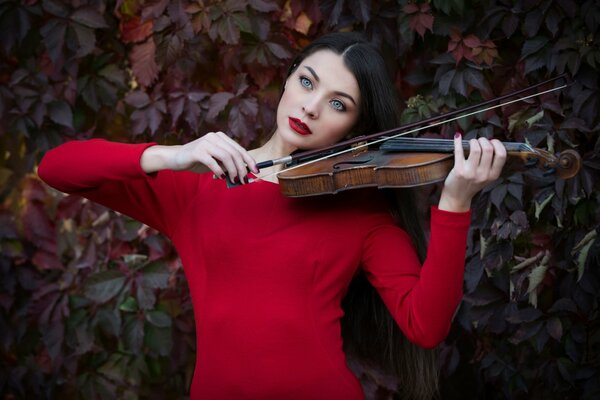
[304,65,357,105]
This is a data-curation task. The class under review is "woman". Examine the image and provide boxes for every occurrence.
[39,32,506,399]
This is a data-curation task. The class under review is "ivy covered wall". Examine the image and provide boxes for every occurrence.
[0,0,598,398]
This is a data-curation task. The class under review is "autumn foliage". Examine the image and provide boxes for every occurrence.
[1,0,599,399]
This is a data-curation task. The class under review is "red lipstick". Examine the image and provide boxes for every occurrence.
[288,117,312,135]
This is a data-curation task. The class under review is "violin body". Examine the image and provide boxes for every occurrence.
[278,150,454,197]
[276,139,581,198]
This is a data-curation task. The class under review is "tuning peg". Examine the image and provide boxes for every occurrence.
[542,168,556,177]
[525,157,538,168]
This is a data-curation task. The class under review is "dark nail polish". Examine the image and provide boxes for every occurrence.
[454,132,461,139]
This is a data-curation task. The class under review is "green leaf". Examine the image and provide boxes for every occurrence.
[527,263,548,294]
[119,296,138,312]
[525,110,544,127]
[136,285,156,310]
[521,37,549,58]
[534,193,554,220]
[576,239,594,282]
[145,310,171,328]
[144,324,172,356]
[123,316,144,353]
[140,262,170,289]
[84,270,126,303]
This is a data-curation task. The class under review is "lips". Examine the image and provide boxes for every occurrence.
[288,117,312,136]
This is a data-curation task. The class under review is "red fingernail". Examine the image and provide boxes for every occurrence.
[454,132,461,139]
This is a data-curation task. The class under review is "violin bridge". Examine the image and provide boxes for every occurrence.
[351,141,369,156]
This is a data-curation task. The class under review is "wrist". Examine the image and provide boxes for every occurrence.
[141,145,181,173]
[438,192,471,213]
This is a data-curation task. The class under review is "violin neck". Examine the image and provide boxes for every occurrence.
[380,137,534,154]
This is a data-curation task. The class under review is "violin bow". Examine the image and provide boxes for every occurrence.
[246,73,571,185]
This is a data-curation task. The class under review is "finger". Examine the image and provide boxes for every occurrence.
[466,138,482,170]
[217,132,259,174]
[478,137,494,172]
[202,142,241,181]
[210,133,253,182]
[489,139,507,179]
[205,134,247,182]
[453,132,466,170]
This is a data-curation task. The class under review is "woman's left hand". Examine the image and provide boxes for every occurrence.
[438,133,507,212]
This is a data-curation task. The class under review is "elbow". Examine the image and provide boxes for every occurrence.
[403,318,451,349]
[38,152,60,189]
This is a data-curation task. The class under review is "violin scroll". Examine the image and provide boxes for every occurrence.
[523,148,581,179]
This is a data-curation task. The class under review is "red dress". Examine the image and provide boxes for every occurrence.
[39,139,471,399]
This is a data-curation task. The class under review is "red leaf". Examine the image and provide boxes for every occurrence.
[120,17,153,44]
[207,92,234,121]
[32,250,64,270]
[70,6,108,29]
[142,0,170,20]
[463,34,482,48]
[403,3,419,14]
[130,38,159,88]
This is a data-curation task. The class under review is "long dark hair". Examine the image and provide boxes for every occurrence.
[286,32,439,399]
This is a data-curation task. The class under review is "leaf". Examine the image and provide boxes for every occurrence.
[145,310,171,327]
[506,307,543,323]
[534,192,554,219]
[119,296,138,312]
[527,263,548,294]
[71,6,108,29]
[144,324,172,356]
[521,36,549,59]
[207,92,234,121]
[124,91,151,108]
[547,317,563,341]
[47,100,73,128]
[501,13,519,38]
[548,298,578,314]
[508,321,544,344]
[130,38,159,88]
[84,270,126,303]
[575,238,594,282]
[248,0,278,12]
[123,316,144,353]
[40,19,67,63]
[523,9,544,37]
[140,262,170,289]
[136,285,156,310]
[120,17,153,44]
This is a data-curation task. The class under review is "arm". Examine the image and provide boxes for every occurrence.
[361,207,470,349]
[38,139,196,236]
[39,132,259,236]
[360,133,506,348]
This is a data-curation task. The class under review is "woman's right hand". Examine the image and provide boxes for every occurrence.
[141,131,258,183]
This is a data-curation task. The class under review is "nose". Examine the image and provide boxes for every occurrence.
[302,97,320,119]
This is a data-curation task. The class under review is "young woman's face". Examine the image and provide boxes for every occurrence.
[275,50,361,150]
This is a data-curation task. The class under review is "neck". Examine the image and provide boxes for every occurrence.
[249,130,298,180]
[251,131,298,164]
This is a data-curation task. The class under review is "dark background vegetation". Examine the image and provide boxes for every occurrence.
[1,0,599,398]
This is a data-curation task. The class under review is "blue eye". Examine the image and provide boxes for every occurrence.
[330,99,346,112]
[300,76,312,89]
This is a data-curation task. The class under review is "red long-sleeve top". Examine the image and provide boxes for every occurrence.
[38,139,471,399]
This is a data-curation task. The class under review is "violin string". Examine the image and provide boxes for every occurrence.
[253,83,566,183]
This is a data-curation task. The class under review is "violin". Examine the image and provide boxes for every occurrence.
[276,137,581,197]
[246,74,581,197]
